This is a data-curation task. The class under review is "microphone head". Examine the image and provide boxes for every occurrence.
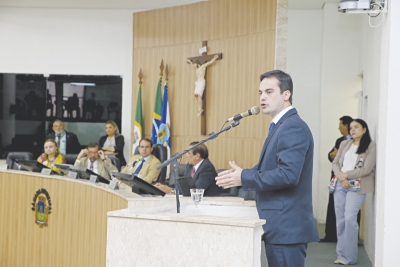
[250,106,260,115]
[137,156,143,161]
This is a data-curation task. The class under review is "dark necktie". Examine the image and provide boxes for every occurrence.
[191,167,196,178]
[89,159,95,171]
[133,159,145,175]
[268,122,275,135]
[57,134,61,148]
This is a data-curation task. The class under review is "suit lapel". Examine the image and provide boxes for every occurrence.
[140,155,152,175]
[257,108,298,168]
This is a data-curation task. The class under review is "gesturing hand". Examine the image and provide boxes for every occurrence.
[215,161,243,189]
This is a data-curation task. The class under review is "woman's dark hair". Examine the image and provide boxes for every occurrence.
[352,119,372,154]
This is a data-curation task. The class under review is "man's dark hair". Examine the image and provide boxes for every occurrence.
[340,116,353,132]
[260,70,293,104]
[189,141,208,159]
[139,138,153,147]
[352,119,372,154]
[87,142,99,149]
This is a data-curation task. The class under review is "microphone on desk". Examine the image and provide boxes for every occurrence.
[132,156,143,167]
[226,106,260,122]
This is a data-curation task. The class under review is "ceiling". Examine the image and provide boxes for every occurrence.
[0,0,339,10]
[0,0,207,11]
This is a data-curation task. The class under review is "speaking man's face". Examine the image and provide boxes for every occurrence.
[259,77,290,119]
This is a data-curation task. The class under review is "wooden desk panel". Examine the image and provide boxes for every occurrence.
[0,171,129,267]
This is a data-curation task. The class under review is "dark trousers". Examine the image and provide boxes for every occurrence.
[324,192,361,241]
[324,193,337,241]
[265,243,308,267]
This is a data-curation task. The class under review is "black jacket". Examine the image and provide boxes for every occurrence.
[98,135,126,166]
[46,131,81,154]
[184,158,223,196]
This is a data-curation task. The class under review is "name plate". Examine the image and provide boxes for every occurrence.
[41,168,52,175]
[0,163,7,170]
[108,180,119,190]
[89,175,99,183]
[67,171,78,179]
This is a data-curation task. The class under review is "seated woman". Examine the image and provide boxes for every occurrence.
[37,139,66,174]
[98,120,126,167]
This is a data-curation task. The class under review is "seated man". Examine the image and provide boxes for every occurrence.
[47,119,81,154]
[74,142,117,180]
[155,142,223,196]
[120,138,161,184]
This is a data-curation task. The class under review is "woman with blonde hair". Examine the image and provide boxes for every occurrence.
[99,120,126,166]
[37,139,66,174]
[332,119,376,265]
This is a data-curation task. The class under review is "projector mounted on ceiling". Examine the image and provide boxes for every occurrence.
[338,0,386,14]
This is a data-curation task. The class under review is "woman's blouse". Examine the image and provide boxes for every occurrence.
[37,153,66,174]
[103,136,116,147]
[341,144,358,173]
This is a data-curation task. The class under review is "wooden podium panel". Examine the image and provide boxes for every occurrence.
[0,171,130,267]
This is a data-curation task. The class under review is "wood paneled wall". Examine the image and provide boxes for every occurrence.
[0,171,128,267]
[132,0,277,170]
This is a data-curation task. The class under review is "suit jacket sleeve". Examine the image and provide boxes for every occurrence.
[328,137,343,162]
[114,135,125,154]
[100,158,118,179]
[68,132,81,153]
[346,141,376,179]
[241,120,312,191]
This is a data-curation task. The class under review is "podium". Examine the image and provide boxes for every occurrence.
[0,170,139,267]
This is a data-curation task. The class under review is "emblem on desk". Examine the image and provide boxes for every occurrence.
[31,188,52,228]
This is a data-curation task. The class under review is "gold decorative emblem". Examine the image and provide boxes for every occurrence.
[31,188,52,228]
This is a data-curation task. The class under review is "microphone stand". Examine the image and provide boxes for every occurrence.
[156,120,241,213]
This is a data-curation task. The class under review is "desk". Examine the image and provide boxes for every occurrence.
[0,170,139,267]
[106,197,266,267]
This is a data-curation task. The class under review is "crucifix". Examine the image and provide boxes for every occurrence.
[187,40,223,135]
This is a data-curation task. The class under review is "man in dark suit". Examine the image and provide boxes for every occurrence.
[320,115,353,242]
[155,142,222,196]
[216,70,319,267]
[46,119,81,154]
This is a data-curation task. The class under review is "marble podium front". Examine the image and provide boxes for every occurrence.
[106,196,266,267]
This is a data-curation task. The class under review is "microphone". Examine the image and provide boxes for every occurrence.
[133,156,143,166]
[226,106,260,122]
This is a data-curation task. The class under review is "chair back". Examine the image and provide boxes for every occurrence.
[6,152,35,170]
[65,154,79,165]
[106,155,121,171]
[151,144,168,183]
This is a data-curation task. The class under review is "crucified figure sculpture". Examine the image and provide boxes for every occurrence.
[187,54,219,116]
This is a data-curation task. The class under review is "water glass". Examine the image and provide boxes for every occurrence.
[190,188,205,206]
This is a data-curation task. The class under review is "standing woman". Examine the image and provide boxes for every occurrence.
[37,139,66,174]
[332,119,376,265]
[99,120,126,167]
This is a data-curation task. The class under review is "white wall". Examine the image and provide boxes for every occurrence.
[287,4,363,224]
[374,1,400,266]
[0,7,135,160]
[287,9,323,217]
[357,14,382,263]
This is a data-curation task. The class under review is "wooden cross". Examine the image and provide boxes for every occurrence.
[187,40,223,135]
